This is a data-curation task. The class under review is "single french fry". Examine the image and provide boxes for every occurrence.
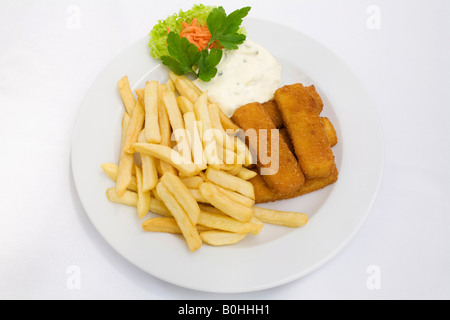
[198,203,225,215]
[188,188,209,203]
[165,78,176,93]
[101,163,137,192]
[177,96,195,114]
[156,182,202,252]
[204,167,255,199]
[212,184,255,208]
[197,210,257,233]
[175,78,199,103]
[321,116,338,147]
[183,111,207,169]
[107,187,172,217]
[237,167,257,180]
[219,108,240,131]
[199,182,253,222]
[200,230,247,246]
[199,204,262,235]
[142,217,213,234]
[106,188,138,207]
[169,71,202,95]
[117,76,135,114]
[234,135,254,167]
[116,113,134,197]
[134,165,152,219]
[149,198,172,217]
[162,91,192,162]
[209,102,237,152]
[157,84,178,176]
[249,216,264,235]
[161,172,200,225]
[217,146,237,166]
[137,130,158,191]
[142,217,180,233]
[194,92,221,167]
[133,143,199,177]
[135,88,145,106]
[123,99,145,154]
[180,176,204,189]
[226,164,243,176]
[144,80,161,143]
[253,207,308,228]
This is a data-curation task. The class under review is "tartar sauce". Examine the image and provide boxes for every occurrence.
[193,39,281,117]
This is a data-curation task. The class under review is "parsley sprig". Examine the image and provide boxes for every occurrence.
[160,6,251,82]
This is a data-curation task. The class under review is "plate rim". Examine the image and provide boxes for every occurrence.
[70,17,384,293]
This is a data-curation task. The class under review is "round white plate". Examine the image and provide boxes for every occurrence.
[71,18,384,293]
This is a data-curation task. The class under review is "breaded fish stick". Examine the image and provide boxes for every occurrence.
[274,84,335,179]
[250,163,339,203]
[262,85,323,128]
[306,85,324,113]
[281,119,337,154]
[320,117,338,147]
[262,99,283,129]
[231,102,305,195]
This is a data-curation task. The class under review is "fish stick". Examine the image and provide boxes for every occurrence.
[320,117,338,147]
[262,94,337,147]
[281,119,337,153]
[231,102,305,195]
[250,163,339,203]
[306,85,324,113]
[262,99,284,129]
[262,85,322,129]
[274,83,335,179]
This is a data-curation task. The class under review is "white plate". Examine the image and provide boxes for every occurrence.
[71,18,384,293]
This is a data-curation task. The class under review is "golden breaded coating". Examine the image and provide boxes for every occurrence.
[320,117,338,147]
[232,102,305,196]
[274,84,335,179]
[306,85,324,113]
[279,127,295,155]
[281,118,338,154]
[262,99,283,129]
[250,163,339,203]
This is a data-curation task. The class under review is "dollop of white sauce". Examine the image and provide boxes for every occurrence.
[193,39,281,117]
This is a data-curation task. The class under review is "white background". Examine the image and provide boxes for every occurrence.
[1,0,449,300]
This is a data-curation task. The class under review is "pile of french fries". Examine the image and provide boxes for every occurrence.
[101,71,308,252]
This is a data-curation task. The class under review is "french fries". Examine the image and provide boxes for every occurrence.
[134,164,152,219]
[205,167,255,199]
[144,80,161,143]
[137,130,158,191]
[197,210,258,234]
[161,172,200,225]
[106,188,138,207]
[156,182,202,252]
[253,207,308,228]
[101,162,137,192]
[199,182,253,222]
[142,217,212,234]
[103,73,310,252]
[133,143,199,177]
[115,112,134,197]
[117,76,135,114]
[200,231,247,246]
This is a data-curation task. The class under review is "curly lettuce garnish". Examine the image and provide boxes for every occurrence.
[148,4,214,59]
[148,5,251,82]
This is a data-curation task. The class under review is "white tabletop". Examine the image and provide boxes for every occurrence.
[1,0,449,300]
